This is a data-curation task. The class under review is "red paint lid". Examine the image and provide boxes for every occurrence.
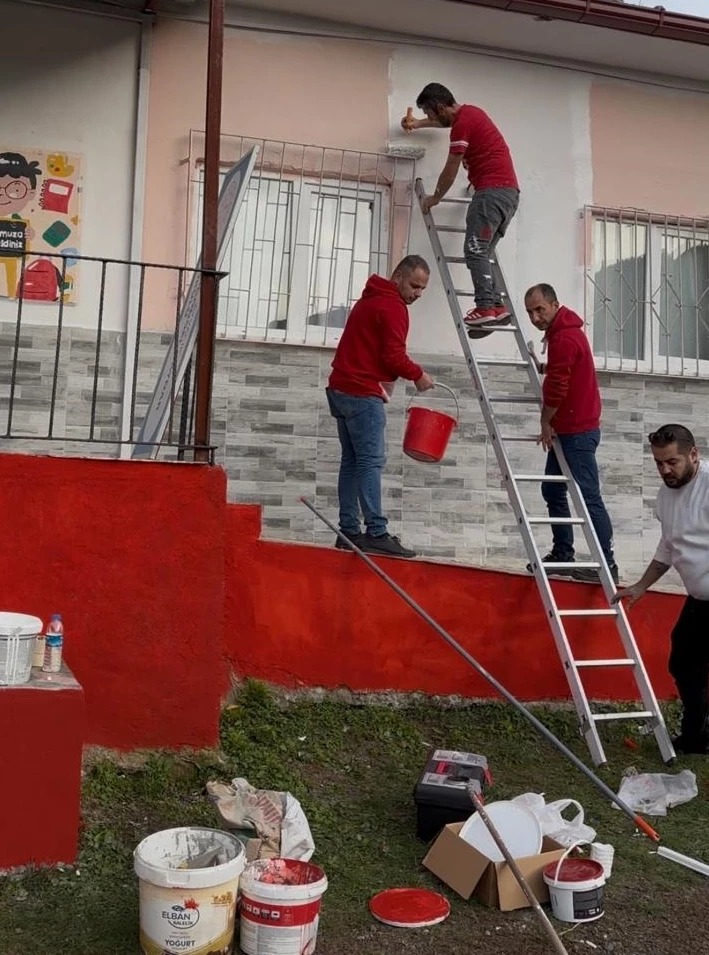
[544,858,604,883]
[369,888,450,928]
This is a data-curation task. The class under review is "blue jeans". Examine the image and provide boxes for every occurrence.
[326,389,387,537]
[542,429,615,565]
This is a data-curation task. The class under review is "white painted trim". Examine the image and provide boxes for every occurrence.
[120,16,153,457]
[165,4,709,95]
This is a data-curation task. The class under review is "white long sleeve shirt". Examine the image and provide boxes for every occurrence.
[654,460,709,601]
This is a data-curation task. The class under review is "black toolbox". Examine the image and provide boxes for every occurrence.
[413,748,491,842]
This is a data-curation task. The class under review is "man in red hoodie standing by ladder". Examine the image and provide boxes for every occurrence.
[327,255,434,559]
[525,283,619,584]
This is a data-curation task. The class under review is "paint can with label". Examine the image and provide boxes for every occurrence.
[134,826,245,955]
[239,858,328,955]
[543,850,605,924]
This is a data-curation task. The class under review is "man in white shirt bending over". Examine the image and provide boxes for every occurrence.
[614,424,709,755]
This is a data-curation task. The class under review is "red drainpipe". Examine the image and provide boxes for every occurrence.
[449,0,709,47]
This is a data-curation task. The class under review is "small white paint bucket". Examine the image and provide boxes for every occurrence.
[590,842,615,879]
[239,858,328,955]
[134,826,245,955]
[543,845,605,924]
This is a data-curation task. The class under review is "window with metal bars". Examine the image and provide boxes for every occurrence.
[585,207,709,375]
[193,166,390,348]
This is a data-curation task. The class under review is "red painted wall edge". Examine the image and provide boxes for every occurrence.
[225,504,680,703]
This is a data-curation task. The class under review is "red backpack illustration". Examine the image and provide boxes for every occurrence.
[16,258,61,302]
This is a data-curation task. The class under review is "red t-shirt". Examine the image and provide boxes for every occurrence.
[449,104,519,191]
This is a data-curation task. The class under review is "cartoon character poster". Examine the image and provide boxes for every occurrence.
[0,148,82,304]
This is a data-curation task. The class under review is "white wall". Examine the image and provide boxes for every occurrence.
[0,1,140,331]
[388,47,593,358]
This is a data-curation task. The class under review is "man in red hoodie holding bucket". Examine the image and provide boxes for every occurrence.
[327,255,434,559]
[525,283,619,584]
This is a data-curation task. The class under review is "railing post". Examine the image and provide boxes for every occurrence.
[193,0,225,463]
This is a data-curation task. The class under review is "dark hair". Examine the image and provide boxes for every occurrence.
[525,283,558,304]
[392,254,430,278]
[0,152,42,190]
[648,424,696,454]
[416,83,456,111]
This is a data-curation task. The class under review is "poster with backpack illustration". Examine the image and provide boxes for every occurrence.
[0,148,82,304]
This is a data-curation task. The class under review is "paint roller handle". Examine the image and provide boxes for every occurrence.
[401,107,419,132]
[635,815,661,843]
[407,381,460,422]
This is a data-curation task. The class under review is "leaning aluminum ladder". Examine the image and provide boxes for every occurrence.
[414,178,675,767]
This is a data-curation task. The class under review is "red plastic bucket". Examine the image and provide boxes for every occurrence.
[403,383,459,463]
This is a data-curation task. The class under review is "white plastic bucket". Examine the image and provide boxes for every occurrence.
[239,858,328,955]
[590,842,615,879]
[0,613,43,686]
[134,826,245,955]
[543,847,605,924]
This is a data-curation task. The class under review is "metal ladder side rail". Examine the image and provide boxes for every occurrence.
[487,256,675,763]
[415,180,675,764]
[414,181,606,761]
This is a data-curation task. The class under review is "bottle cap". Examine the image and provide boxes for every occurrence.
[51,614,62,620]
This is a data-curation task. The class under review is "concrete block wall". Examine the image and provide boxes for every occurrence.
[2,327,705,593]
[213,341,707,592]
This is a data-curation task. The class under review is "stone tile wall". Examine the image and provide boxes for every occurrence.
[3,325,706,593]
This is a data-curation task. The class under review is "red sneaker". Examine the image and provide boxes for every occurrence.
[464,306,511,326]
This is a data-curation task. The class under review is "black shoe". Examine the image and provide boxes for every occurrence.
[360,533,417,559]
[334,531,365,551]
[672,734,709,755]
[526,553,576,578]
[572,564,620,585]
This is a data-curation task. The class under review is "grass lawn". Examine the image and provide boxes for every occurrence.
[2,681,708,955]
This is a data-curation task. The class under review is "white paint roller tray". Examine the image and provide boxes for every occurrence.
[458,800,543,862]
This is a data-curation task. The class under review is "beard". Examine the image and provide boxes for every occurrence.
[663,464,697,488]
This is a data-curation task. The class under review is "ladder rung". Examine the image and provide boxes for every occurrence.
[471,325,519,333]
[444,256,467,264]
[592,710,654,722]
[437,226,466,234]
[528,518,585,527]
[500,435,538,442]
[545,561,599,569]
[576,659,636,668]
[515,474,568,482]
[478,358,529,367]
[558,609,618,617]
[488,394,538,403]
[453,289,476,297]
[439,196,470,204]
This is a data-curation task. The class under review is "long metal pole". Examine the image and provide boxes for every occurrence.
[300,497,661,844]
[193,0,225,462]
[466,785,569,955]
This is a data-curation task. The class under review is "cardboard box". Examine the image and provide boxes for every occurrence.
[422,821,565,912]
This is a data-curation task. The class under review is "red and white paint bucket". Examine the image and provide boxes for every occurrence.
[239,858,328,955]
[543,852,605,924]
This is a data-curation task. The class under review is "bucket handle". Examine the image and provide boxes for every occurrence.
[549,839,593,885]
[406,382,460,422]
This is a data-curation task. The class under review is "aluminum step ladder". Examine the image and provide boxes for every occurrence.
[414,178,675,766]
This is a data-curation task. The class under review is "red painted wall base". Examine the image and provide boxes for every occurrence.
[226,505,682,703]
[0,674,84,869]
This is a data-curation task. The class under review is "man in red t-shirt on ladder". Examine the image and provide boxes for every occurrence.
[403,83,519,334]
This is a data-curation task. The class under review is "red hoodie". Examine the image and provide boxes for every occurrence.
[328,275,424,398]
[542,305,601,435]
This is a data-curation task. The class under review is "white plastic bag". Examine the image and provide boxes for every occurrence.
[615,768,698,817]
[512,792,597,848]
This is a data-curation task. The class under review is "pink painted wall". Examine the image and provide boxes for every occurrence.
[590,83,709,216]
[141,20,392,329]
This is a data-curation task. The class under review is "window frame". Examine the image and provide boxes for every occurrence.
[190,165,390,348]
[586,206,709,377]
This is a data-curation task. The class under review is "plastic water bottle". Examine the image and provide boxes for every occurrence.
[42,614,64,673]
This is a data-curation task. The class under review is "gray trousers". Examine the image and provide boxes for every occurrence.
[464,187,520,309]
